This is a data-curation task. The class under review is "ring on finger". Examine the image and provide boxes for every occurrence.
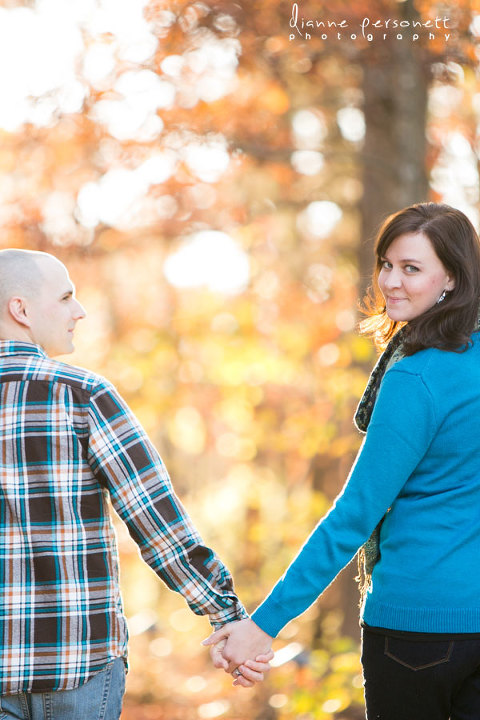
[232,667,243,678]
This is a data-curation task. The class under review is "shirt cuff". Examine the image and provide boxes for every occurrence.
[208,602,249,629]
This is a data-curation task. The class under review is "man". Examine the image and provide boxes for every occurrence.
[0,249,269,719]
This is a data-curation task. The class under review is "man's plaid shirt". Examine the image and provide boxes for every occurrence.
[0,341,246,694]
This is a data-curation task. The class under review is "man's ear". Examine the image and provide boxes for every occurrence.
[7,297,31,328]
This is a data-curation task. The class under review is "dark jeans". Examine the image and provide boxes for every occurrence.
[362,627,480,720]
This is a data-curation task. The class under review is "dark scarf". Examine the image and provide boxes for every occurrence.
[354,326,408,598]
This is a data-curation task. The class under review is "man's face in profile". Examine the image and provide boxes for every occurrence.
[26,258,86,357]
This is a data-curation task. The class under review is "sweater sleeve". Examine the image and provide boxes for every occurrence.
[251,366,438,637]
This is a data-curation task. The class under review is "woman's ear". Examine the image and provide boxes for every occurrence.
[446,275,455,291]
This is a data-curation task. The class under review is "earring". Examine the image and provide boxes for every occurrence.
[437,290,447,304]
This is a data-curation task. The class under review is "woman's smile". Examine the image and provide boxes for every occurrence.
[378,231,455,322]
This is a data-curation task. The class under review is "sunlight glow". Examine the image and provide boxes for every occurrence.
[291,150,325,175]
[161,54,185,77]
[168,407,206,455]
[88,0,157,63]
[76,150,178,228]
[83,43,117,88]
[269,694,289,709]
[430,131,479,225]
[470,14,480,36]
[77,169,146,228]
[292,109,328,149]
[304,263,333,303]
[149,637,172,658]
[92,70,174,140]
[184,36,240,102]
[0,0,158,131]
[337,107,366,142]
[322,699,343,714]
[41,191,78,242]
[163,231,250,294]
[297,201,343,240]
[0,5,85,130]
[317,343,340,366]
[429,83,463,118]
[183,140,230,182]
[270,642,304,667]
[184,676,208,693]
[198,701,230,719]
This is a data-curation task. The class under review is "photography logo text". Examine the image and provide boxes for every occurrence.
[289,3,452,43]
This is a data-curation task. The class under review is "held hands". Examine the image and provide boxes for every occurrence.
[203,618,274,687]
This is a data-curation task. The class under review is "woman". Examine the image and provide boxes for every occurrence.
[204,202,480,719]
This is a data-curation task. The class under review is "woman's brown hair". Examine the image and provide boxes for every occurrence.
[360,202,480,355]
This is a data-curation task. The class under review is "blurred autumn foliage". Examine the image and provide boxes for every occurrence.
[1,0,480,717]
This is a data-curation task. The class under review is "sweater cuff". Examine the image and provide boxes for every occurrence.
[251,600,290,638]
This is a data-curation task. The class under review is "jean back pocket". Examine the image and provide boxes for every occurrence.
[384,637,454,671]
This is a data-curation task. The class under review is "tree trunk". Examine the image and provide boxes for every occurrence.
[359,0,430,296]
[335,0,431,640]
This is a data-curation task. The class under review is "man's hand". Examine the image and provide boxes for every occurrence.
[208,637,229,672]
[203,618,274,686]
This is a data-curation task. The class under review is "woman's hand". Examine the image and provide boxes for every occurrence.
[203,618,274,685]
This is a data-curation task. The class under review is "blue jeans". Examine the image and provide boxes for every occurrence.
[362,627,480,720]
[0,659,125,720]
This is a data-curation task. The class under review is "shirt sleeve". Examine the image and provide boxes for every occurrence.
[251,366,438,637]
[86,377,247,629]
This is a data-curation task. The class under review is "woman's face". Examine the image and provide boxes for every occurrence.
[378,231,455,322]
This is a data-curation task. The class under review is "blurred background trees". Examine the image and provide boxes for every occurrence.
[0,0,479,717]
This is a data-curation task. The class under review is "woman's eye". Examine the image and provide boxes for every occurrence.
[381,260,392,269]
[405,265,419,273]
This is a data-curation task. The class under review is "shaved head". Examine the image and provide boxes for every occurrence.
[0,249,85,355]
[0,249,61,310]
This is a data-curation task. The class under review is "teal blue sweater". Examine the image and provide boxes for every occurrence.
[252,333,480,637]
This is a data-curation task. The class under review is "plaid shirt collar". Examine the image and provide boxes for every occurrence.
[0,340,48,359]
